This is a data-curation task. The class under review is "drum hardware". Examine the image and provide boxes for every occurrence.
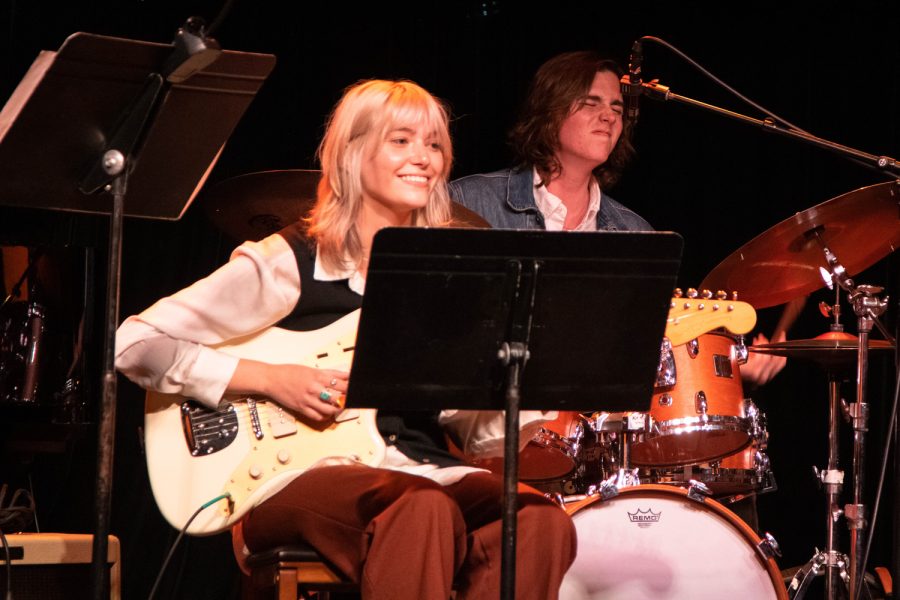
[704,182,900,600]
[0,300,46,404]
[758,533,783,561]
[686,337,699,358]
[685,479,712,502]
[623,398,775,503]
[655,338,676,386]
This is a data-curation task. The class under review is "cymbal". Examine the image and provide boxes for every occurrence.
[701,181,900,309]
[750,334,894,368]
[201,169,489,242]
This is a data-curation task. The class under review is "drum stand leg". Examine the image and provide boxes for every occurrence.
[789,373,852,600]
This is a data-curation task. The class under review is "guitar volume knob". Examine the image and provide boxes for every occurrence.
[277,449,291,465]
[249,465,264,480]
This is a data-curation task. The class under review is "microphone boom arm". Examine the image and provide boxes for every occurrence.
[638,80,900,178]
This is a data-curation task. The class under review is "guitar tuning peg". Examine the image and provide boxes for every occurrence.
[686,288,698,299]
[673,288,683,298]
[715,290,728,300]
[731,291,739,301]
[701,289,713,299]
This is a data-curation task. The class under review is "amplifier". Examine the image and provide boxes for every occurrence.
[0,533,120,600]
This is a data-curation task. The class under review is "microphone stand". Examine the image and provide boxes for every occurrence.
[635,79,900,179]
[636,77,898,600]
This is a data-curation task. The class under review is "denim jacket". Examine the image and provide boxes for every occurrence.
[449,167,653,232]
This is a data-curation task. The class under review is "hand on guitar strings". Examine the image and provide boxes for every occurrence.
[230,359,349,421]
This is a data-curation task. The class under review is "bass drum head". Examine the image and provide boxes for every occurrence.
[560,485,786,600]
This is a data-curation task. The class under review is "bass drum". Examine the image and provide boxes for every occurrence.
[560,485,787,600]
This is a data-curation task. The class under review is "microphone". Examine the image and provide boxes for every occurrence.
[621,39,643,124]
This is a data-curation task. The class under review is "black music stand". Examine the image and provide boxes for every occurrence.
[0,31,275,598]
[347,227,683,600]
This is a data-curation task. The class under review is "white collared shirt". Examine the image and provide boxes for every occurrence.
[532,167,601,231]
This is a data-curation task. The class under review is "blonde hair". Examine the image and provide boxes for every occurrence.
[308,79,453,272]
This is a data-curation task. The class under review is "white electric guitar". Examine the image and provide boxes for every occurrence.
[143,309,386,535]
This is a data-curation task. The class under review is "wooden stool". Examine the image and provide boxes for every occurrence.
[243,543,357,600]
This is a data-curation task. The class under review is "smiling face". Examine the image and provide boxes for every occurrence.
[555,70,624,175]
[359,121,445,226]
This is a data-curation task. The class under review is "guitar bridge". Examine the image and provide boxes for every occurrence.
[181,401,239,456]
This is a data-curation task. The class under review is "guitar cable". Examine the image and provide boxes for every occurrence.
[147,493,231,600]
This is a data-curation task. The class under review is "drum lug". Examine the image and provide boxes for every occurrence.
[687,338,699,358]
[732,335,749,365]
[544,492,566,508]
[756,532,782,560]
[695,391,708,416]
[586,474,625,501]
[686,479,712,502]
[656,338,677,387]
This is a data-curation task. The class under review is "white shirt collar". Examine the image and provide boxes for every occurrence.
[313,246,366,295]
[532,167,601,231]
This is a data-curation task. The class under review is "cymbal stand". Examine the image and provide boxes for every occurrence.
[830,246,888,600]
[846,282,888,600]
[788,366,851,599]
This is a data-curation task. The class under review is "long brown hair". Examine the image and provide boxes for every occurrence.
[509,51,635,189]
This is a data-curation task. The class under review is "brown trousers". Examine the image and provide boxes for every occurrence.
[240,464,576,600]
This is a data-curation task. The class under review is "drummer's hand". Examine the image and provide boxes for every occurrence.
[230,359,349,421]
[741,331,787,386]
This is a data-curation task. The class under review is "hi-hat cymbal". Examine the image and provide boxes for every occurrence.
[201,169,489,242]
[750,335,894,368]
[701,181,900,309]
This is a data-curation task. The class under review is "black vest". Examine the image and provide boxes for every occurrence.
[278,223,463,467]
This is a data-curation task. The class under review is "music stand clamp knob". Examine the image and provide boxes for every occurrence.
[102,150,125,176]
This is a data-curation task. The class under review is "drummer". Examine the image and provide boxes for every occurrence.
[449,49,791,384]
[450,50,797,531]
[449,50,652,234]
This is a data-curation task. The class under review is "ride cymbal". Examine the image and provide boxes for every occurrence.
[701,181,900,309]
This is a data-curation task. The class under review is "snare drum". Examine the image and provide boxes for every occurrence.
[560,485,787,600]
[631,332,751,466]
[647,442,775,498]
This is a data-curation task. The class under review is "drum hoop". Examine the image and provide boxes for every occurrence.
[533,428,577,454]
[563,484,788,599]
[650,414,749,435]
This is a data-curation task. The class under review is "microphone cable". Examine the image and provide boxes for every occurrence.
[638,35,811,135]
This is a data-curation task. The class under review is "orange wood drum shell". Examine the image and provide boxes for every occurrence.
[631,333,751,466]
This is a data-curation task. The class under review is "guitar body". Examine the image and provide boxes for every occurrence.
[144,309,386,535]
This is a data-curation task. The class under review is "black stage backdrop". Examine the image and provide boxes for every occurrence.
[0,1,898,598]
